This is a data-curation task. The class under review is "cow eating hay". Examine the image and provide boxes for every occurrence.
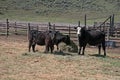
[54,32,70,51]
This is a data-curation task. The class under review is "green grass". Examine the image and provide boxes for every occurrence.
[1,10,120,25]
[0,0,120,24]
[101,56,120,67]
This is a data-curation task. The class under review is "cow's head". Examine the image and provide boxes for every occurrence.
[63,35,70,45]
[48,30,58,41]
[77,27,82,35]
[76,26,85,36]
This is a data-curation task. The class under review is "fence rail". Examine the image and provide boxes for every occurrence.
[0,19,120,45]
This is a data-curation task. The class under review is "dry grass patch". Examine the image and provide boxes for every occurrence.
[0,35,120,80]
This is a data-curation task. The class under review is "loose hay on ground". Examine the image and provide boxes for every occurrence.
[0,35,120,80]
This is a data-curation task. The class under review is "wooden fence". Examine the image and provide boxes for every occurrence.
[0,19,120,45]
[0,19,78,43]
[93,22,120,38]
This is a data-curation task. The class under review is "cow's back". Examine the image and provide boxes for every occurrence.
[87,30,105,45]
[36,31,46,45]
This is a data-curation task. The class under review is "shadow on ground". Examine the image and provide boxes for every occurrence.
[52,51,74,56]
[22,50,75,56]
[89,54,106,58]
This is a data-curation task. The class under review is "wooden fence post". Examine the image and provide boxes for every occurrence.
[115,26,117,38]
[112,14,114,27]
[6,19,9,37]
[37,25,39,31]
[85,14,86,28]
[14,22,17,35]
[78,21,80,27]
[107,27,110,41]
[110,14,114,36]
[28,23,31,40]
[48,22,51,30]
[69,25,71,37]
[53,24,55,31]
[110,15,113,36]
[103,22,105,32]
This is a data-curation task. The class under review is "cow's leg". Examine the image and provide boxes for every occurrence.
[28,41,32,52]
[102,42,106,56]
[44,44,49,53]
[44,39,49,53]
[98,44,101,55]
[47,46,49,52]
[32,44,36,52]
[56,44,59,51]
[82,46,86,55]
[44,46,47,53]
[78,46,81,55]
[50,45,54,53]
[48,45,49,52]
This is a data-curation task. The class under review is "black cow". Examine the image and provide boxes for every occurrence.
[28,30,56,53]
[76,27,106,56]
[54,32,71,50]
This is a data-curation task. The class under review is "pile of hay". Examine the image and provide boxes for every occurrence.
[59,40,78,52]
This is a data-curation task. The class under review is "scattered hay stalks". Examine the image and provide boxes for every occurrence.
[59,40,78,52]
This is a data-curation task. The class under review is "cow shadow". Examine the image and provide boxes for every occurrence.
[89,54,106,58]
[53,51,73,56]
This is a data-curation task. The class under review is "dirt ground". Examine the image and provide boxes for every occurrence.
[0,35,120,80]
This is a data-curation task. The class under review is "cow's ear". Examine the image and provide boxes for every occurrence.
[74,27,77,29]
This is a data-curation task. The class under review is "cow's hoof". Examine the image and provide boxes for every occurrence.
[50,51,53,53]
[104,55,106,57]
[82,54,84,55]
[104,54,106,57]
[78,53,80,55]
[33,51,35,53]
[44,51,48,53]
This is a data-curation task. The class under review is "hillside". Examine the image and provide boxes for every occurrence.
[0,0,120,23]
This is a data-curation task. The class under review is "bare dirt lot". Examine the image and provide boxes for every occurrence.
[0,35,120,80]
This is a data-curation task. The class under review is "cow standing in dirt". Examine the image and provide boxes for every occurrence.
[28,30,56,53]
[75,26,106,56]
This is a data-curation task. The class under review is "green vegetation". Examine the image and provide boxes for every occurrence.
[0,0,120,24]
